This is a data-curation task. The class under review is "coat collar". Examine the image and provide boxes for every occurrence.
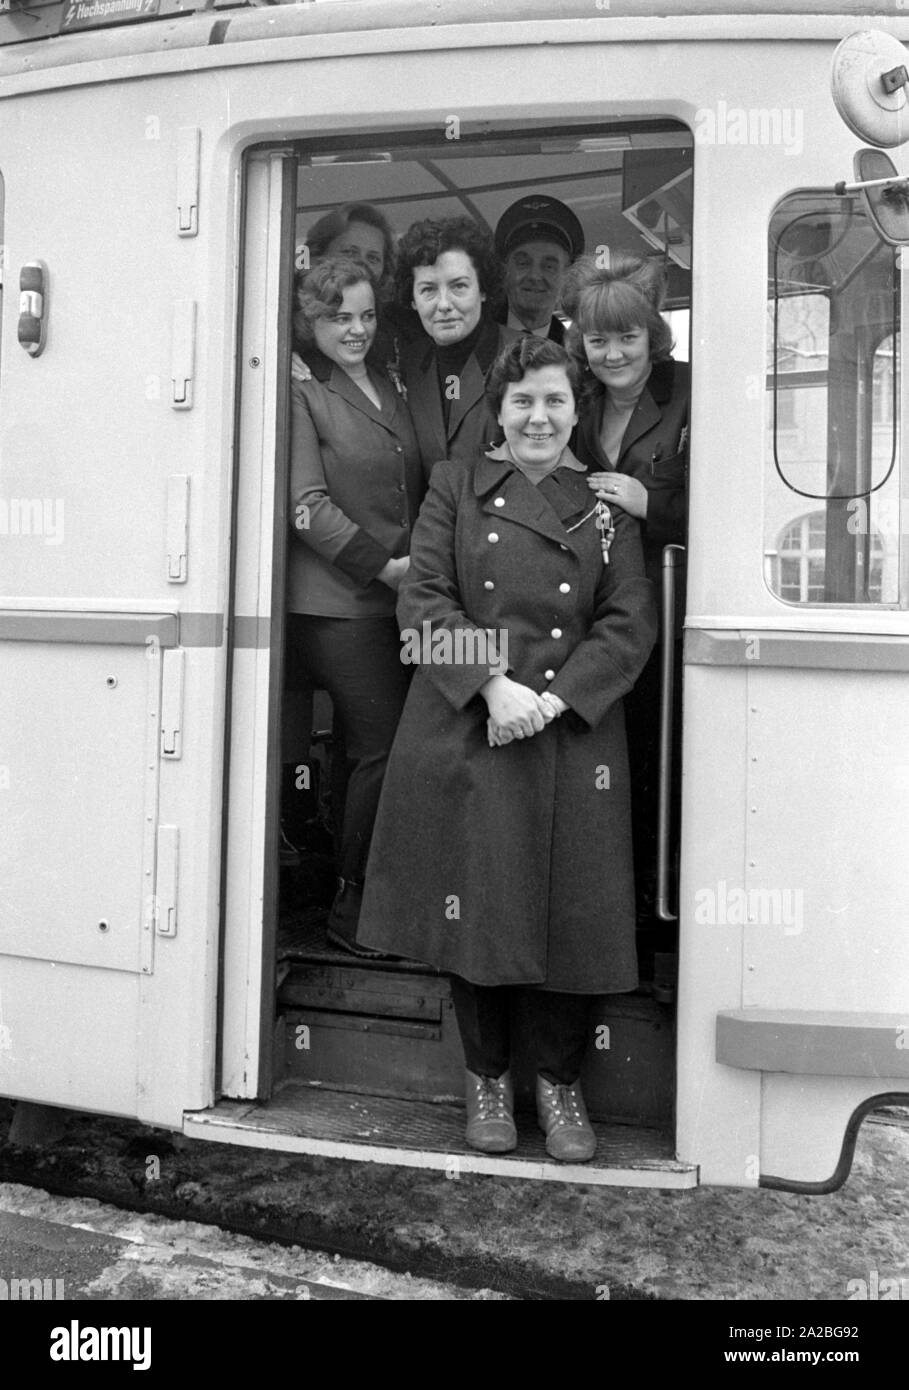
[580,355,678,464]
[300,346,401,428]
[472,445,594,546]
[403,318,513,449]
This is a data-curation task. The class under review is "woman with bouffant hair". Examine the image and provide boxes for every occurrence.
[286,255,424,955]
[295,202,403,369]
[394,215,516,474]
[564,250,689,926]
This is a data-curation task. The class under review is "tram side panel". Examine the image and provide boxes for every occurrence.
[0,74,234,1123]
[677,86,909,1184]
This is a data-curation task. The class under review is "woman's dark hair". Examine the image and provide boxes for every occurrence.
[395,215,503,315]
[562,251,673,374]
[485,335,581,416]
[294,257,375,349]
[302,201,396,303]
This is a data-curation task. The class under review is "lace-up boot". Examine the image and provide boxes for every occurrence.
[464,1069,517,1153]
[536,1075,596,1162]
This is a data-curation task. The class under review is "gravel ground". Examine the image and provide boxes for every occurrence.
[1,1101,907,1300]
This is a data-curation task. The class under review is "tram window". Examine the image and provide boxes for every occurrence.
[766,191,900,606]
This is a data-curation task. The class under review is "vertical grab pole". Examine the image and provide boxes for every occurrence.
[656,544,685,922]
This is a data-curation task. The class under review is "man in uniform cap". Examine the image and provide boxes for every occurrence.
[494,195,584,344]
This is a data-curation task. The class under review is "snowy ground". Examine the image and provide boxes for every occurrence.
[1,1102,907,1299]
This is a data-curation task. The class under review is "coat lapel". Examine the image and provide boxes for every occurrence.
[448,352,485,442]
[618,388,661,460]
[402,340,447,462]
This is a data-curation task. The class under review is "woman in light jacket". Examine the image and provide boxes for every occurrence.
[287,256,424,953]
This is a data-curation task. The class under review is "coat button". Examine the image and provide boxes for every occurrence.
[488,532,499,543]
[395,445,403,453]
[544,669,555,680]
[551,628,562,639]
[484,580,494,590]
[559,582,571,593]
[494,497,505,507]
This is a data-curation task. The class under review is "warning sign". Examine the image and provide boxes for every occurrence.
[60,0,160,33]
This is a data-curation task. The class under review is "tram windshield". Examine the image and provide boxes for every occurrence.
[766,191,901,605]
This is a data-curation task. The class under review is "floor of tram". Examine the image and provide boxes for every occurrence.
[238,900,690,1186]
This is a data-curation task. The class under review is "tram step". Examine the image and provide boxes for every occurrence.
[278,970,675,1128]
[184,1083,697,1189]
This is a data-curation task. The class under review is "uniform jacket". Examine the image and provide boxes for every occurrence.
[574,357,689,588]
[495,306,567,344]
[400,317,517,477]
[358,448,658,989]
[287,348,425,617]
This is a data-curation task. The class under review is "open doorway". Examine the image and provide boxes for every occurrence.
[213,122,694,1183]
[276,121,691,1130]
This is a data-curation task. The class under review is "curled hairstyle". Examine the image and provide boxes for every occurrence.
[294,256,375,349]
[303,201,396,303]
[395,215,503,316]
[562,251,673,374]
[485,335,581,417]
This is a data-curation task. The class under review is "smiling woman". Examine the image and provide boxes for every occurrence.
[358,336,657,1162]
[286,256,426,954]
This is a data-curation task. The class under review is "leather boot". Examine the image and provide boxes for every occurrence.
[536,1075,596,1162]
[464,1069,517,1153]
[325,879,393,960]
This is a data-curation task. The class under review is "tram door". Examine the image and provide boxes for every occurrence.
[0,82,233,1128]
[234,129,693,1129]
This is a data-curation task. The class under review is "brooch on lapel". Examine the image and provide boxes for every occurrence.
[566,499,616,565]
[386,362,407,400]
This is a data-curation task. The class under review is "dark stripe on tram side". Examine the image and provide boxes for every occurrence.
[685,628,909,672]
[0,611,271,648]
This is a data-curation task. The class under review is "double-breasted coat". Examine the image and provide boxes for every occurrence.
[357,448,658,990]
[400,317,517,478]
[286,347,425,617]
[574,356,689,591]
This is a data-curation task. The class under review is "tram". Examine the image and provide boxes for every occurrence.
[1,0,908,1192]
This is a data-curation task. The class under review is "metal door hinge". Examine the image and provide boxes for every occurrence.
[171,299,196,409]
[155,825,179,937]
[176,126,200,237]
[166,474,190,583]
[161,647,184,758]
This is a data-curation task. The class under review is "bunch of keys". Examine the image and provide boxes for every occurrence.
[594,499,615,565]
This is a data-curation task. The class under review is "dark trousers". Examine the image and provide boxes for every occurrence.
[449,977,593,1086]
[286,614,410,885]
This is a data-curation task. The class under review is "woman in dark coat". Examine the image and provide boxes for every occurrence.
[287,256,424,953]
[394,215,517,476]
[564,252,689,924]
[358,337,657,1161]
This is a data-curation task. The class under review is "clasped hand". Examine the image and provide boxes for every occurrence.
[482,674,564,747]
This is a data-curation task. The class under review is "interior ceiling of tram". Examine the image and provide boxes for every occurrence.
[295,130,693,305]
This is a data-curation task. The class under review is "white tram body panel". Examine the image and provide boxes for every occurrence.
[0,0,906,1186]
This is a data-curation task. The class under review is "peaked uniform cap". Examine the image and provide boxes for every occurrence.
[495,195,585,261]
